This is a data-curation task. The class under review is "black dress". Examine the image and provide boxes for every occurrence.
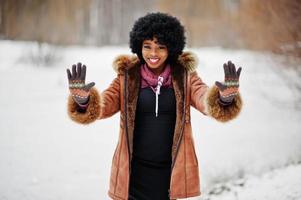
[128,87,177,200]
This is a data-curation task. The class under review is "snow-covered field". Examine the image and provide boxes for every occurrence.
[0,40,300,200]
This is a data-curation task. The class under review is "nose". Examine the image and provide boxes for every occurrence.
[150,48,158,57]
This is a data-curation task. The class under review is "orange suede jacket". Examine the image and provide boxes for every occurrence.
[67,52,242,200]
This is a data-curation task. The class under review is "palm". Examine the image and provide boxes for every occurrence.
[215,61,242,104]
[67,63,95,104]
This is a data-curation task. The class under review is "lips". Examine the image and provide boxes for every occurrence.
[149,58,160,64]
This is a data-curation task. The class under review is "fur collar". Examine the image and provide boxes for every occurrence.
[113,51,198,74]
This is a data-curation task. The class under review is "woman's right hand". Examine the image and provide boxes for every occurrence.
[66,62,95,105]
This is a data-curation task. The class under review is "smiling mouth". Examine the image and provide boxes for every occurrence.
[149,58,160,64]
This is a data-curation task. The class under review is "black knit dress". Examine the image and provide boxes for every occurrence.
[128,87,177,200]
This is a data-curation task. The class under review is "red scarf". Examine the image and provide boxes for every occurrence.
[140,64,173,117]
[140,64,172,92]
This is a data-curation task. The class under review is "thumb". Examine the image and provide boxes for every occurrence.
[215,81,226,91]
[84,82,95,92]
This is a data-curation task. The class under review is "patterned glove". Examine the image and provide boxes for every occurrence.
[215,61,242,105]
[66,62,95,106]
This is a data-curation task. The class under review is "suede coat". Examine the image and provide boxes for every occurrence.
[67,52,242,200]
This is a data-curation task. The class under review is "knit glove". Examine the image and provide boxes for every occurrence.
[66,63,95,106]
[215,61,242,105]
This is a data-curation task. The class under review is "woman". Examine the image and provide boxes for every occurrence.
[66,13,242,200]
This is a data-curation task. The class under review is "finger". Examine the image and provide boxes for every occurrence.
[228,61,234,77]
[232,62,237,78]
[215,81,226,91]
[223,63,227,78]
[223,63,230,79]
[80,65,86,81]
[227,63,232,80]
[230,61,236,78]
[237,67,242,79]
[72,64,77,79]
[77,62,82,79]
[84,82,95,91]
[67,69,72,81]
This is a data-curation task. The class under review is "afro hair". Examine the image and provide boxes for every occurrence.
[129,12,186,64]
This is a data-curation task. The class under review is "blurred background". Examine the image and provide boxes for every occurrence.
[1,0,301,51]
[0,0,301,200]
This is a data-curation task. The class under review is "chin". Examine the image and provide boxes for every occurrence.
[146,62,164,68]
[147,64,160,69]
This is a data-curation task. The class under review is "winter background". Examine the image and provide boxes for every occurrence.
[1,41,300,200]
[1,0,301,200]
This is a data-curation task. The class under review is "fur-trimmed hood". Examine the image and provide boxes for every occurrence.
[112,51,198,74]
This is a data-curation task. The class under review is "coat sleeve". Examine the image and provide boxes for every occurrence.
[190,71,243,122]
[190,71,209,115]
[67,75,121,124]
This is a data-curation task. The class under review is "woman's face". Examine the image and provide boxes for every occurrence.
[142,38,168,75]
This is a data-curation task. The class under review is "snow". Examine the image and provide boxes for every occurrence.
[203,164,301,200]
[0,40,300,200]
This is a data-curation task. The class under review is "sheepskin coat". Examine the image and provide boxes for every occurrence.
[67,52,242,200]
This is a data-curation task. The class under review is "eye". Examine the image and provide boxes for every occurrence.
[159,46,166,49]
[143,45,151,49]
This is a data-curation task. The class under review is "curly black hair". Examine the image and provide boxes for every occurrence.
[129,12,186,64]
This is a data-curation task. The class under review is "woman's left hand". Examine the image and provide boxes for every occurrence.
[215,61,242,105]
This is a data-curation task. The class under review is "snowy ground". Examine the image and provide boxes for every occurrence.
[0,40,300,200]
